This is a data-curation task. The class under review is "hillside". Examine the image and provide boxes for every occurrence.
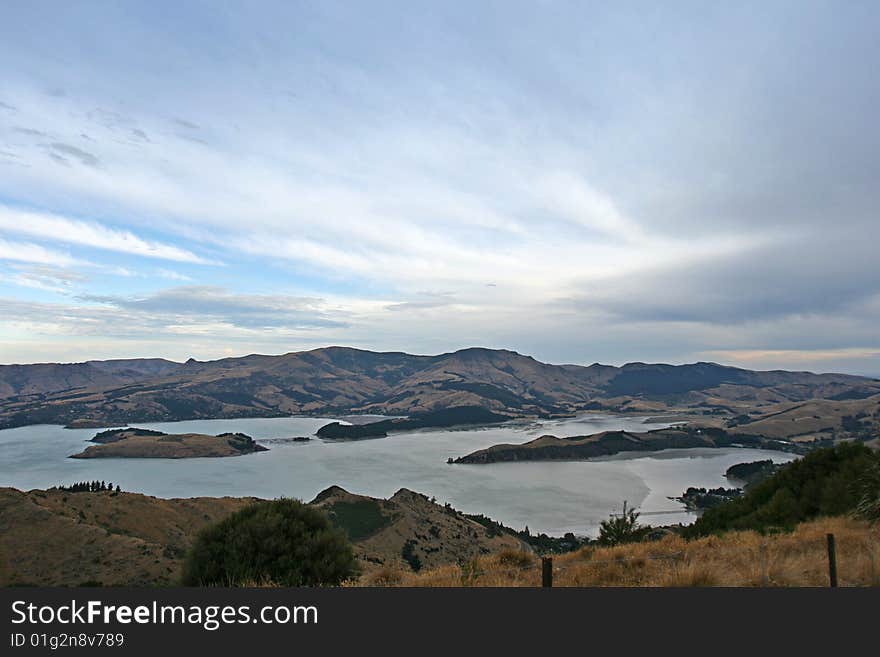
[726,395,880,443]
[0,487,253,586]
[1,346,878,430]
[0,485,525,586]
[683,442,880,537]
[311,486,525,573]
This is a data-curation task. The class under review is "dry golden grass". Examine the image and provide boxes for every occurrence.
[496,547,535,569]
[358,516,880,587]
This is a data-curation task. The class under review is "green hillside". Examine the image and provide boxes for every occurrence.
[684,442,879,537]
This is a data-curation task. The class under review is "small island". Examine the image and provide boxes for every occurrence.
[69,427,268,459]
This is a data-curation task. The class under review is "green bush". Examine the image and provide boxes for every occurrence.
[181,498,358,586]
[598,502,650,546]
[401,539,422,572]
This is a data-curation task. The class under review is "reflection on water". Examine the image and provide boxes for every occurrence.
[0,414,796,537]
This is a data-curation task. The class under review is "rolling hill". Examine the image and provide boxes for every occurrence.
[0,346,877,430]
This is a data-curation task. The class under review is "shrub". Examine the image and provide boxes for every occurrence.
[401,539,422,572]
[181,498,358,586]
[598,502,649,546]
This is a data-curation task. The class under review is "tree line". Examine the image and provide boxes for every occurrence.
[54,480,121,493]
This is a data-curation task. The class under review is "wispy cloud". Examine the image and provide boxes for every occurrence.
[77,285,346,330]
[0,205,212,264]
[385,291,458,312]
[0,264,88,294]
[0,237,84,267]
[155,268,192,282]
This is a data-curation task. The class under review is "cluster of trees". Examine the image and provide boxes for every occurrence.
[678,486,742,510]
[55,480,120,493]
[92,427,165,440]
[461,508,587,553]
[683,442,880,538]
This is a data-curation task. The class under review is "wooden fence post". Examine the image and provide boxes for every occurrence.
[542,556,553,588]
[760,541,769,586]
[869,545,878,587]
[826,533,838,588]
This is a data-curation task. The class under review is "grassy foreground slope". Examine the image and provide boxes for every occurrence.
[0,485,523,586]
[364,516,878,587]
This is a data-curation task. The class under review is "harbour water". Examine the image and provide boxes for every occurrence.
[0,414,797,536]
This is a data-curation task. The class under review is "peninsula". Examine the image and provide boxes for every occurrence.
[452,426,800,464]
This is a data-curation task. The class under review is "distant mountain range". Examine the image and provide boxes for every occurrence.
[1,346,878,430]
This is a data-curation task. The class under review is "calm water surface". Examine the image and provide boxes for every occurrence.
[0,414,796,536]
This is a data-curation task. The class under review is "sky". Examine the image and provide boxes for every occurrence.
[0,1,879,375]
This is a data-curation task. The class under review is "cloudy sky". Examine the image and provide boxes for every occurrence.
[1,1,878,374]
